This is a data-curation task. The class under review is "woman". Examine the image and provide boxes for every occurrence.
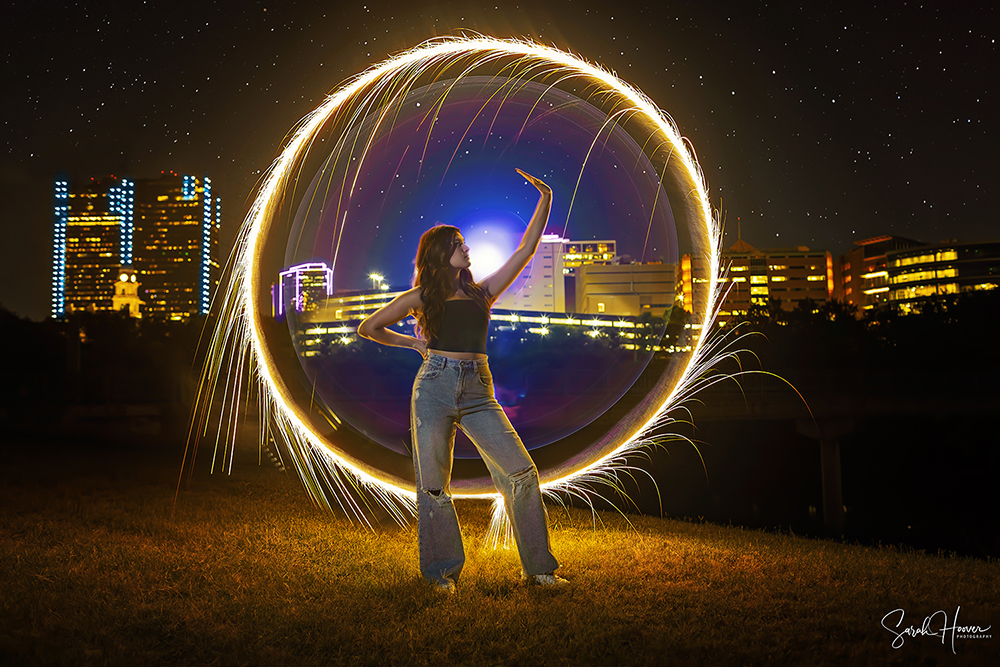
[358,168,565,591]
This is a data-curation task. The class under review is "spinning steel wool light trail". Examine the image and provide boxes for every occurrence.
[186,35,727,532]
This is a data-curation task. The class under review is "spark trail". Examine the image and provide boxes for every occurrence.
[184,35,725,532]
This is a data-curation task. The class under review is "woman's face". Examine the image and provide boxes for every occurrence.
[449,234,471,270]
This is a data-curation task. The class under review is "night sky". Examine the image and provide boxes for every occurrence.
[3,0,996,321]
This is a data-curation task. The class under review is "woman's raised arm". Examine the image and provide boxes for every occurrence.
[479,169,552,301]
[357,287,428,358]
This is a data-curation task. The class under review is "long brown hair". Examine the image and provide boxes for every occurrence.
[413,224,490,342]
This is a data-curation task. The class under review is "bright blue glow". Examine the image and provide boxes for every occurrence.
[122,179,134,265]
[110,179,135,266]
[451,209,522,282]
[51,180,69,318]
[199,176,212,314]
[182,175,197,200]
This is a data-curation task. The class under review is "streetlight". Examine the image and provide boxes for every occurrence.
[369,273,383,291]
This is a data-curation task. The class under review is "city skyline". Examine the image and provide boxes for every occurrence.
[3,1,996,320]
[50,172,221,321]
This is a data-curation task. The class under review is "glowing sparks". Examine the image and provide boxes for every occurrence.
[191,35,724,528]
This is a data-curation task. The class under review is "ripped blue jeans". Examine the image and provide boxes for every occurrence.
[411,353,559,585]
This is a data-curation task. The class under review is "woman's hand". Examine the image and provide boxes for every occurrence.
[516,168,552,196]
[413,338,429,359]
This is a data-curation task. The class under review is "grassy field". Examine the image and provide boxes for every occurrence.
[1,437,996,666]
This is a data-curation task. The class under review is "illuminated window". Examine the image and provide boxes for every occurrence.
[731,265,749,272]
[894,250,958,267]
[768,264,788,271]
[750,275,768,284]
[750,286,769,295]
[807,275,825,281]
[597,302,605,313]
[893,268,958,284]
[770,276,787,282]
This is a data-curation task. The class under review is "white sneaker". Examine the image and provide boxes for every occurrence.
[435,580,456,594]
[525,572,569,587]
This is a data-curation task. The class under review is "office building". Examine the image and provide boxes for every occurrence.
[709,239,833,322]
[575,262,676,316]
[274,262,335,320]
[493,235,567,312]
[886,241,1000,313]
[51,176,135,317]
[834,235,924,312]
[561,239,617,275]
[132,172,221,320]
[488,236,627,314]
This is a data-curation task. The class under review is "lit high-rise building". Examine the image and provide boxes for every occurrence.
[51,176,135,317]
[133,172,221,320]
[490,236,624,314]
[275,262,334,320]
[493,235,567,313]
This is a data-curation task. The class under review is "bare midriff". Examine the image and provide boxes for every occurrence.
[427,349,487,360]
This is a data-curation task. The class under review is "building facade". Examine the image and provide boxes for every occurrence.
[710,240,833,322]
[51,176,135,317]
[886,241,1000,313]
[833,235,924,313]
[489,237,630,314]
[132,173,221,320]
[561,239,617,275]
[574,262,676,316]
[492,235,567,313]
[274,262,335,320]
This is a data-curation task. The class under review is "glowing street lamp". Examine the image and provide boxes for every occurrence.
[369,273,383,291]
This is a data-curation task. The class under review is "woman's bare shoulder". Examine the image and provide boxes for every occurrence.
[394,286,423,311]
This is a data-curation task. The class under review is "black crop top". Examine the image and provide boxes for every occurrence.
[427,299,490,354]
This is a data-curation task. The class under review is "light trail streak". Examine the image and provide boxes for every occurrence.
[187,35,726,533]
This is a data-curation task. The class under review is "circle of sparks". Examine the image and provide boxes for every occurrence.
[198,36,721,525]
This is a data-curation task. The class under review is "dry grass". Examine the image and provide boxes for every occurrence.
[0,440,996,666]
